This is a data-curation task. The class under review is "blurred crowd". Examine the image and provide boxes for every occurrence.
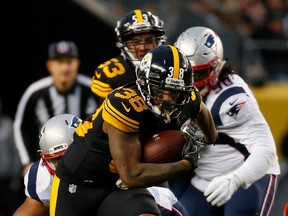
[90,0,288,85]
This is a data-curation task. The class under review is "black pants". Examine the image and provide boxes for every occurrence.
[50,175,160,216]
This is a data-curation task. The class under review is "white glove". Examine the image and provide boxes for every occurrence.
[116,178,128,190]
[204,172,244,207]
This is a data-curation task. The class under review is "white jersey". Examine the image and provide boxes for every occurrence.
[147,187,178,211]
[192,74,280,192]
[24,158,53,207]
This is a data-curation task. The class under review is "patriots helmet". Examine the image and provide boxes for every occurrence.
[39,114,82,175]
[175,26,225,96]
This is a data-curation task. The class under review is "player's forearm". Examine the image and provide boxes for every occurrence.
[235,121,279,188]
[120,160,192,188]
[196,103,218,144]
[235,144,276,188]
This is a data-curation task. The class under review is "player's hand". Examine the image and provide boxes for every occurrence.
[204,172,244,206]
[181,133,201,167]
[181,119,205,143]
[116,178,128,190]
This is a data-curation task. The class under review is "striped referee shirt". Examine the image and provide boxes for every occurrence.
[14,75,98,165]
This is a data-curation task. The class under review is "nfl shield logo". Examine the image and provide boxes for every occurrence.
[68,184,77,193]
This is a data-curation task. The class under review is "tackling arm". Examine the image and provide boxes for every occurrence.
[204,110,279,206]
[195,102,218,144]
[13,197,49,216]
[103,121,193,189]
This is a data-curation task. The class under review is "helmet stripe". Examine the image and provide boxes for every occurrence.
[169,45,180,80]
[134,9,143,23]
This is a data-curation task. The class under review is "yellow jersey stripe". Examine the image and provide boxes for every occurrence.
[91,80,113,98]
[103,100,139,132]
[91,79,111,88]
[50,175,60,216]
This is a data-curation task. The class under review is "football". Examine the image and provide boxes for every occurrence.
[143,130,185,163]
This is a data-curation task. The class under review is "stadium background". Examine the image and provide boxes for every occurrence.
[3,0,119,119]
[3,1,288,215]
[4,0,287,160]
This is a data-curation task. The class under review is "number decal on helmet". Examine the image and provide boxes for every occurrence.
[168,67,185,80]
[133,10,148,24]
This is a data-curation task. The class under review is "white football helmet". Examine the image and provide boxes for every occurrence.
[174,26,226,96]
[39,114,82,175]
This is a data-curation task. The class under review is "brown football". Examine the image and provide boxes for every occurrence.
[143,130,185,163]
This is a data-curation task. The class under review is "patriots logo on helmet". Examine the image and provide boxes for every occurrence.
[204,34,215,48]
[70,116,82,129]
[227,101,246,118]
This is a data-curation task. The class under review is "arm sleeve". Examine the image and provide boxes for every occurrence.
[234,116,279,188]
[215,86,280,188]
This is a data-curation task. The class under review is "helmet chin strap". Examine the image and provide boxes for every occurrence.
[194,58,226,97]
[122,47,140,68]
[152,105,172,123]
[152,105,162,116]
[164,111,171,124]
[41,156,56,176]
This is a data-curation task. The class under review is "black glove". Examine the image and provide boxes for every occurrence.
[181,119,205,143]
[182,132,201,167]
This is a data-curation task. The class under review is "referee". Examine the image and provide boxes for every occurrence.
[13,40,98,175]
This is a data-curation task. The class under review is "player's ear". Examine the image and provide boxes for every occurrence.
[46,60,53,75]
[75,58,81,68]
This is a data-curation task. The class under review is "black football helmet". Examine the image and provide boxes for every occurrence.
[136,45,194,122]
[115,9,167,67]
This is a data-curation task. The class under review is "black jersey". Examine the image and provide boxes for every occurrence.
[57,83,202,185]
[90,55,136,104]
[14,75,98,165]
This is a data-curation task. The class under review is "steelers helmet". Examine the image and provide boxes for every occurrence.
[136,45,194,122]
[115,9,166,67]
[175,26,226,96]
[39,114,82,174]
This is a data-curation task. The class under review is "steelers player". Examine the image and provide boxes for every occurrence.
[50,45,218,216]
[90,9,167,105]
